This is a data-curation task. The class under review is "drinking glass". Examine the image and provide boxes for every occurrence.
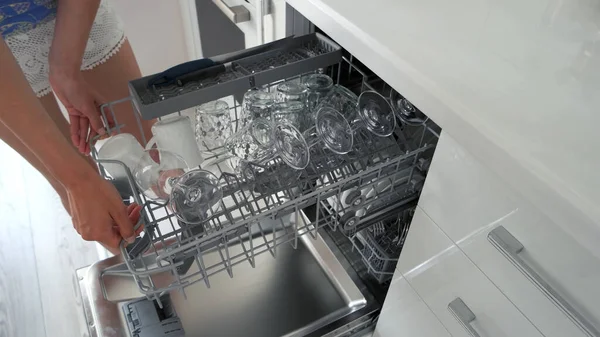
[303,107,353,155]
[242,90,276,124]
[318,84,359,118]
[235,121,310,192]
[319,86,396,138]
[271,101,307,131]
[275,82,307,103]
[389,90,428,125]
[357,91,396,137]
[270,121,310,170]
[195,99,233,153]
[226,119,310,178]
[133,149,222,224]
[225,118,274,164]
[97,133,145,180]
[169,170,223,224]
[303,74,333,115]
[133,149,189,203]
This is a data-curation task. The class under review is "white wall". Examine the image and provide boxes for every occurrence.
[108,0,192,75]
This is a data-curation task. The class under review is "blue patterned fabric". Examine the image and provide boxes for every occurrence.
[0,0,57,37]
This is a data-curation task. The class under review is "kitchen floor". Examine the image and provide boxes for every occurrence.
[0,140,98,337]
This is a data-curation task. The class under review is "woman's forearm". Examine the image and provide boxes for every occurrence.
[1,40,95,187]
[49,0,101,77]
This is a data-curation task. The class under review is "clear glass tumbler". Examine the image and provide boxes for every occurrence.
[195,100,233,153]
[275,82,307,103]
[303,74,333,115]
[225,118,274,165]
[242,90,276,125]
[318,84,359,118]
[271,101,307,131]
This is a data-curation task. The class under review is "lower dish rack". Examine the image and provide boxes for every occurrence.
[351,207,414,283]
[93,50,439,304]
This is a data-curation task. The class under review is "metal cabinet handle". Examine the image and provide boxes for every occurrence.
[488,226,600,337]
[212,0,251,23]
[448,297,481,337]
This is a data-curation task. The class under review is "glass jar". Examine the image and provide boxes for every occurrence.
[195,100,233,153]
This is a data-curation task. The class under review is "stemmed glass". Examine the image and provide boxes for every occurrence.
[133,149,222,224]
[357,90,397,137]
[303,107,353,155]
[226,119,310,190]
[318,85,396,137]
[389,90,428,125]
[226,119,310,170]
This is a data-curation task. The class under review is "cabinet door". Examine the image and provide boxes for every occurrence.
[271,0,288,40]
[418,132,519,243]
[374,276,450,337]
[375,207,452,337]
[398,209,543,337]
[421,132,600,336]
[460,215,593,337]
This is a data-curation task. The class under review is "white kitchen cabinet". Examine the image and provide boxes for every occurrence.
[461,219,591,337]
[374,276,450,337]
[396,207,454,276]
[374,208,452,337]
[418,132,519,243]
[420,132,600,336]
[466,201,600,336]
[404,241,543,337]
[388,207,541,336]
[271,0,288,40]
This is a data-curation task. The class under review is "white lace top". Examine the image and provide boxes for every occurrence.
[3,0,125,97]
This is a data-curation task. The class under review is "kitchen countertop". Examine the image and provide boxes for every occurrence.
[287,0,600,253]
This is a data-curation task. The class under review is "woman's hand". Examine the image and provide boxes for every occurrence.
[49,70,107,154]
[2,39,138,252]
[66,173,138,250]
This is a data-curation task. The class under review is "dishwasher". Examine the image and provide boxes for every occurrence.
[76,30,441,337]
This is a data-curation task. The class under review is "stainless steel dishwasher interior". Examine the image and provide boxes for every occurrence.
[80,212,367,337]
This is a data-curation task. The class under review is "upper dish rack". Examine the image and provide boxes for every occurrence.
[92,36,440,303]
[129,33,342,119]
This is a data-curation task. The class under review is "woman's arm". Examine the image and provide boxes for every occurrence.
[49,0,100,76]
[49,0,107,153]
[0,39,136,248]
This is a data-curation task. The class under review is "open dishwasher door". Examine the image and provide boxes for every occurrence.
[77,213,378,337]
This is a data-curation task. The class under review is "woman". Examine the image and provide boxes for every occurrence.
[0,0,151,251]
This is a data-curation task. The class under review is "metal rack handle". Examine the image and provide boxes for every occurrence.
[488,226,600,337]
[448,297,481,337]
[212,0,250,23]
